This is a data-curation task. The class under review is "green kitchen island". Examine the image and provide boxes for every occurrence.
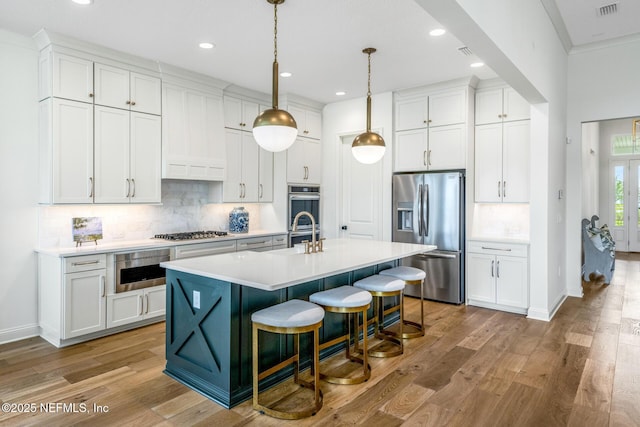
[160,238,433,408]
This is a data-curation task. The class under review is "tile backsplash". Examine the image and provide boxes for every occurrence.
[471,203,530,240]
[38,180,263,248]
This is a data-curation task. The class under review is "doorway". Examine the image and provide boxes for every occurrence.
[609,160,640,252]
[339,134,383,240]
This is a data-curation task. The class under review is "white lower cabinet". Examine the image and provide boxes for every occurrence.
[467,240,529,314]
[107,285,166,328]
[64,263,107,339]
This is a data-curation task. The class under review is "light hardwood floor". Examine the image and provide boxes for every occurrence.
[1,254,639,426]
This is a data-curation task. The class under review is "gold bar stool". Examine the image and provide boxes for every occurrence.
[354,275,405,358]
[251,299,325,419]
[309,286,372,384]
[380,266,427,338]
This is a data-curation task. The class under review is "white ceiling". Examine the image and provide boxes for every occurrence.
[0,0,638,105]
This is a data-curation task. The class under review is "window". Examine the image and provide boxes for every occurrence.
[611,133,637,155]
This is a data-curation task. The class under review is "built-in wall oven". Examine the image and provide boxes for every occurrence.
[115,248,170,293]
[288,185,320,247]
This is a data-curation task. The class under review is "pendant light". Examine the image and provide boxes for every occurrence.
[352,48,386,164]
[252,0,298,152]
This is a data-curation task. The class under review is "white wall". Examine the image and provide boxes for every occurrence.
[566,36,640,296]
[581,122,600,219]
[322,92,393,241]
[0,30,40,343]
[415,0,568,320]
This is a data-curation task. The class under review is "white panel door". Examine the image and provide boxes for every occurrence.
[52,53,94,103]
[467,253,496,303]
[241,135,260,202]
[52,98,94,203]
[94,106,130,203]
[503,88,530,122]
[394,129,428,172]
[610,161,628,251]
[475,89,503,125]
[496,255,528,309]
[630,160,640,252]
[428,123,466,170]
[130,112,161,203]
[340,135,382,240]
[395,96,428,131]
[502,120,530,203]
[428,88,466,126]
[474,123,503,203]
[94,63,129,110]
[130,72,161,115]
[64,270,106,339]
[223,129,243,202]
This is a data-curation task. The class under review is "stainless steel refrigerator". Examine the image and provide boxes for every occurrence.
[392,171,465,304]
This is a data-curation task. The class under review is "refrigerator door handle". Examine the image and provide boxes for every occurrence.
[416,251,457,259]
[418,184,423,236]
[424,184,430,237]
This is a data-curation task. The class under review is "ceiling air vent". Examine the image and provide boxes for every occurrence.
[598,2,618,16]
[457,46,473,56]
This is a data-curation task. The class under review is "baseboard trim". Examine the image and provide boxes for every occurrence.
[527,293,568,322]
[0,324,40,345]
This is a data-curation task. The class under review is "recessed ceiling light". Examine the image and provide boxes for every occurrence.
[199,42,215,49]
[429,28,446,37]
[470,62,484,68]
[336,91,346,96]
[280,72,292,78]
[72,0,93,4]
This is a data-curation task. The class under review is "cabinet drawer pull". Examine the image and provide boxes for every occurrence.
[101,275,106,297]
[423,150,427,166]
[140,295,144,315]
[145,294,149,314]
[72,260,101,266]
[126,178,131,197]
[259,184,263,199]
[89,177,94,198]
[245,240,268,246]
[503,181,506,198]
[496,260,500,278]
[481,246,512,252]
[491,260,494,277]
[131,179,136,198]
[428,149,432,166]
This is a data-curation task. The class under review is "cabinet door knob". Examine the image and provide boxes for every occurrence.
[423,120,427,124]
[131,101,136,106]
[126,100,131,105]
[88,93,94,98]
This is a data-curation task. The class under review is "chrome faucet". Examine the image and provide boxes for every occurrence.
[292,210,322,254]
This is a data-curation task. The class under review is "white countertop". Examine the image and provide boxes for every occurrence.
[161,238,436,291]
[36,230,288,257]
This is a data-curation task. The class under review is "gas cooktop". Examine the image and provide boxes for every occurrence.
[153,231,229,241]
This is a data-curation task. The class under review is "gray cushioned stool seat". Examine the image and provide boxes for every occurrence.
[353,275,405,292]
[310,286,372,308]
[251,299,324,328]
[379,266,426,281]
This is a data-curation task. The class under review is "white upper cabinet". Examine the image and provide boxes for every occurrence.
[475,87,529,125]
[222,129,260,202]
[395,87,466,132]
[162,83,225,181]
[94,63,161,115]
[287,105,321,140]
[475,120,530,203]
[42,52,94,103]
[39,98,94,204]
[38,38,163,205]
[224,96,260,131]
[394,84,471,172]
[94,107,161,204]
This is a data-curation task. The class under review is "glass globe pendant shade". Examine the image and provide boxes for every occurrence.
[252,108,298,152]
[352,131,386,164]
